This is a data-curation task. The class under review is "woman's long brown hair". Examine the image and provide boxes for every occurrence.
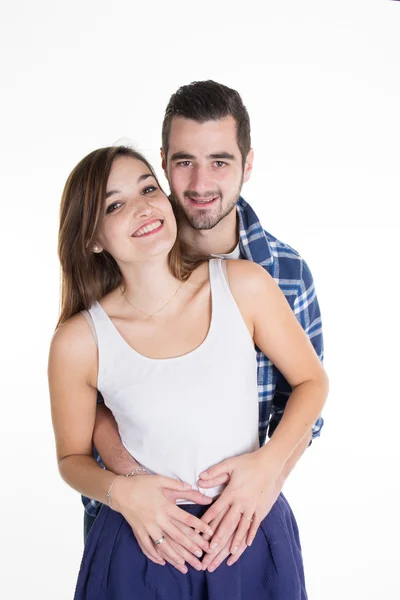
[57,146,202,327]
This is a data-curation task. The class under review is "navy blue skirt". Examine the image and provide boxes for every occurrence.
[74,494,307,599]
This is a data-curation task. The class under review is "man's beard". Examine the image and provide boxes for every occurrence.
[171,183,242,231]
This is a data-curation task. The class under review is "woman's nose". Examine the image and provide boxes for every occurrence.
[133,199,153,219]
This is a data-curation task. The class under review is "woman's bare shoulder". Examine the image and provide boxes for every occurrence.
[49,312,97,366]
[225,259,273,292]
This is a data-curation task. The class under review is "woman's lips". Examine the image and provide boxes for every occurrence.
[132,219,164,238]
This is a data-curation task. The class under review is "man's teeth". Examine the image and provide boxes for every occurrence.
[133,220,162,237]
[192,198,215,204]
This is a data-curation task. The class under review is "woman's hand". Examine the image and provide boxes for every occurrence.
[197,449,284,558]
[199,507,248,571]
[112,474,214,573]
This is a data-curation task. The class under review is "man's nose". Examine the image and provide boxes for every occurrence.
[188,166,213,195]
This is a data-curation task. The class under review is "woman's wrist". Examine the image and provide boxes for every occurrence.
[109,475,131,512]
[109,469,151,512]
[254,444,286,479]
[106,475,124,510]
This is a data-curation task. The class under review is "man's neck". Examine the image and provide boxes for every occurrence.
[180,209,239,256]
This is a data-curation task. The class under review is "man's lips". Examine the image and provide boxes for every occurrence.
[188,196,219,207]
[131,218,164,238]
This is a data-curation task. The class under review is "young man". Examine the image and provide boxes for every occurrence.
[83,81,324,578]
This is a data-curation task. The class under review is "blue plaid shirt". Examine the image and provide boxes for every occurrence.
[82,196,324,516]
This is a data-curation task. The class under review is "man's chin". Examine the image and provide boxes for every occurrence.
[185,213,220,231]
[175,195,238,231]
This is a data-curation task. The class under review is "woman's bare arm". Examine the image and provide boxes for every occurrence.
[197,260,328,558]
[48,313,214,572]
[49,314,122,502]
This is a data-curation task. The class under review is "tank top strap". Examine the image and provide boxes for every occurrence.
[86,301,126,354]
[208,258,253,347]
[208,258,234,316]
[209,258,229,291]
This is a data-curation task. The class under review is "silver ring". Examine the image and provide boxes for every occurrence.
[245,516,254,522]
[154,535,165,546]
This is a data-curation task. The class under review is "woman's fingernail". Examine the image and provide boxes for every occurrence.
[206,529,213,536]
[210,542,218,551]
[194,563,202,571]
[195,550,202,557]
[208,565,215,573]
[248,538,254,547]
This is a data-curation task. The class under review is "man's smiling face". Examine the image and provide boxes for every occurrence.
[163,115,253,231]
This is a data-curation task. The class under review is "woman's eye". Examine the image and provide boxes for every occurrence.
[142,185,157,194]
[106,202,121,214]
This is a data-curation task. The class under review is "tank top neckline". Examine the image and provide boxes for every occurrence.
[93,260,217,363]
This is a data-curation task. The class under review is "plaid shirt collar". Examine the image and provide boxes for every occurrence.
[237,196,273,268]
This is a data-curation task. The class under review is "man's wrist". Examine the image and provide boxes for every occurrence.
[125,467,150,477]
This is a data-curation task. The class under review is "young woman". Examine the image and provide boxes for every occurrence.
[49,145,328,599]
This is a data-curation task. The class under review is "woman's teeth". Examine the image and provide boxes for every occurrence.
[133,220,162,237]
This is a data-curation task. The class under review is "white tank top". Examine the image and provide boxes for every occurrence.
[87,259,260,501]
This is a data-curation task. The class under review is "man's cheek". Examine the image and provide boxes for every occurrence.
[170,176,186,200]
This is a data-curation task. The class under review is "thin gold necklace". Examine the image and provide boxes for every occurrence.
[123,281,184,319]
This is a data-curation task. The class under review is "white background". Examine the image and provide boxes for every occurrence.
[1,1,399,598]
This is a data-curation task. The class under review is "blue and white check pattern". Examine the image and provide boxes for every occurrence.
[82,196,324,516]
[236,197,324,445]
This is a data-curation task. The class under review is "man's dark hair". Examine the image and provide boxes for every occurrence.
[162,80,251,166]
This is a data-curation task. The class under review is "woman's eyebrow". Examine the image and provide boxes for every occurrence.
[105,174,154,199]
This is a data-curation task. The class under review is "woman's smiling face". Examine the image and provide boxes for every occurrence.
[96,155,177,266]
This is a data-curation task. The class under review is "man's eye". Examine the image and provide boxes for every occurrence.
[142,185,157,194]
[106,202,121,214]
[214,161,227,168]
[177,161,192,167]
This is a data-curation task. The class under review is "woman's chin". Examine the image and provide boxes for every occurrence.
[135,238,177,262]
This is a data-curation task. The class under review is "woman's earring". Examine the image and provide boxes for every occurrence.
[93,244,102,253]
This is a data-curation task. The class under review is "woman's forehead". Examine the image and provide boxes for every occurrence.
[107,156,154,188]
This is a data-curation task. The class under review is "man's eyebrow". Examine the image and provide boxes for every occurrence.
[170,152,196,161]
[105,173,154,199]
[169,152,236,162]
[208,152,236,160]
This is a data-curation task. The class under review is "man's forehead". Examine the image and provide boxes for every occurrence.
[168,115,240,154]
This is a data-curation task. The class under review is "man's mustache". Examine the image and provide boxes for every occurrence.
[183,191,221,199]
